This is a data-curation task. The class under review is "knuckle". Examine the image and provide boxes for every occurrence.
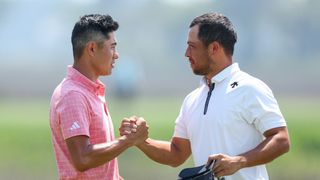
[139,117,145,120]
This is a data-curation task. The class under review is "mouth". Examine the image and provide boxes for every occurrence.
[189,59,195,66]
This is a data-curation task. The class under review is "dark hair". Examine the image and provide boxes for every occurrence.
[190,13,237,56]
[71,14,119,59]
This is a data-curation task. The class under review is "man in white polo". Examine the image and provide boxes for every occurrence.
[120,12,290,180]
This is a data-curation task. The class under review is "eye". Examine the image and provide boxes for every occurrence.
[189,44,195,48]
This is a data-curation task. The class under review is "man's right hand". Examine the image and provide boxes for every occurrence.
[119,116,149,146]
[119,117,137,136]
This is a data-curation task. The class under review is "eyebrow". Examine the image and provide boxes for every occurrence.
[187,41,196,45]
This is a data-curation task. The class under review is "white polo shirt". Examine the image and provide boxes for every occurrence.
[173,63,286,180]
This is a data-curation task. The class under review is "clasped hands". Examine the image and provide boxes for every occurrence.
[119,116,149,146]
[119,117,243,177]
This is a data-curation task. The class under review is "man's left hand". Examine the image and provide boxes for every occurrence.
[206,154,245,177]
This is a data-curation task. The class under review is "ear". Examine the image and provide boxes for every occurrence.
[207,41,220,57]
[86,41,97,57]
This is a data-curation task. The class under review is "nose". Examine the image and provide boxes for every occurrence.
[185,46,190,58]
[114,51,119,60]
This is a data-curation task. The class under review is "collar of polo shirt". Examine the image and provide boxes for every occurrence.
[67,65,105,97]
[200,63,240,86]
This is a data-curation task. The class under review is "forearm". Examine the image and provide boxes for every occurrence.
[238,128,290,168]
[74,136,132,171]
[137,138,186,167]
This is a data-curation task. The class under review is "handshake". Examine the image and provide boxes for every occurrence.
[119,116,149,146]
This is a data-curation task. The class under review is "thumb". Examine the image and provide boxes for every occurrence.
[206,155,216,168]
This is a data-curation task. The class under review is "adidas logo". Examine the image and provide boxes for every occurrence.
[70,121,80,131]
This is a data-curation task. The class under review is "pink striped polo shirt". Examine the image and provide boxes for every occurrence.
[49,66,120,180]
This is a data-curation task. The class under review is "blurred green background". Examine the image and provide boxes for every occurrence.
[1,0,320,179]
[1,97,320,179]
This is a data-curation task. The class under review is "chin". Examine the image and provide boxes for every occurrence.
[193,70,204,76]
[192,69,200,74]
[101,71,111,76]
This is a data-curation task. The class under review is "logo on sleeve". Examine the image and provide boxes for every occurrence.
[230,81,238,88]
[70,121,80,131]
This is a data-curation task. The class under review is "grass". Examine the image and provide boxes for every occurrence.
[0,96,319,179]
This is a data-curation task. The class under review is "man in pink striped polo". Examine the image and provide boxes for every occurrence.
[49,14,148,180]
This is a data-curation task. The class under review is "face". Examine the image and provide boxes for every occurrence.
[185,25,212,76]
[91,32,119,76]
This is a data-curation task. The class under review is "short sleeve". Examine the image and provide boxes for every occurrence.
[244,80,287,134]
[56,91,90,140]
[173,98,189,139]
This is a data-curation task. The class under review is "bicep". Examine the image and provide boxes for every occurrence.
[171,137,191,161]
[262,126,290,159]
[263,126,289,138]
[65,135,90,164]
[263,126,290,150]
